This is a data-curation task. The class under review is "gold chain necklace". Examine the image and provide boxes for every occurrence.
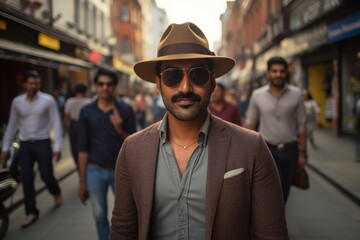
[171,139,197,150]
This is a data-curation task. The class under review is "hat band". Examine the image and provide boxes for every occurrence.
[158,43,215,57]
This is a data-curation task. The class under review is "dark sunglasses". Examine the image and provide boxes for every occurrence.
[160,67,212,87]
[96,82,114,87]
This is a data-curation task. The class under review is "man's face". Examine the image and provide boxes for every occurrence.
[95,75,116,100]
[267,63,287,89]
[23,77,41,97]
[155,59,215,122]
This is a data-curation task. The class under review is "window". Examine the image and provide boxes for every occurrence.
[121,3,129,21]
[84,1,89,36]
[92,7,97,41]
[122,36,130,53]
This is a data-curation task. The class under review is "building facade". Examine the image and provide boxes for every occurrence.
[223,0,360,136]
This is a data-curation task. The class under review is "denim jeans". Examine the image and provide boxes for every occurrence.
[86,164,115,240]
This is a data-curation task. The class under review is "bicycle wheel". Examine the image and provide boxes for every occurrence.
[0,204,9,240]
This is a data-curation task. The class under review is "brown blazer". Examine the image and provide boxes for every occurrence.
[110,115,288,240]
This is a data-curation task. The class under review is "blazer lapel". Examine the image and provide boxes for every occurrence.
[205,116,231,239]
[138,124,160,238]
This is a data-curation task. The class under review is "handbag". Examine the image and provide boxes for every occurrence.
[293,167,309,190]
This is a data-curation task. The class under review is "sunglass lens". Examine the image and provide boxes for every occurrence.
[189,68,210,86]
[162,69,184,87]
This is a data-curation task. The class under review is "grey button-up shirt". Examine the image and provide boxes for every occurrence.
[149,114,210,240]
[246,84,306,145]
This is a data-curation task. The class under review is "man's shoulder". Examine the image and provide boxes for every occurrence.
[125,123,160,145]
[287,84,302,94]
[115,99,133,112]
[12,93,26,103]
[211,115,256,137]
[38,92,57,103]
[80,101,96,113]
[252,85,268,96]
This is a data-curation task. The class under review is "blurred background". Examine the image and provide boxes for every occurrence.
[0,1,359,239]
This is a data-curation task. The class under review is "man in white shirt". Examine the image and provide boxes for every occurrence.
[64,84,91,169]
[1,70,63,228]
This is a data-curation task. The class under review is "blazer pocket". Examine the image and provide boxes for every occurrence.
[224,168,245,179]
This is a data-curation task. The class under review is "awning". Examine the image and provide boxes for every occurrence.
[0,38,92,69]
[112,56,135,76]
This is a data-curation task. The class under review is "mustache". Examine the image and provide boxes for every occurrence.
[171,92,201,103]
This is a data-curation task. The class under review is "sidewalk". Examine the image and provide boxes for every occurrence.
[2,134,77,212]
[4,170,106,240]
[307,128,360,205]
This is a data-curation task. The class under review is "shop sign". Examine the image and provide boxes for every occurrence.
[289,0,342,31]
[38,33,60,51]
[328,11,360,43]
[113,56,134,75]
[0,20,7,31]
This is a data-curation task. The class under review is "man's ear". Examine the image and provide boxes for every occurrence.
[155,76,161,93]
[210,77,216,93]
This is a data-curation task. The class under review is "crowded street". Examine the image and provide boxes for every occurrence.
[1,0,360,239]
[0,129,359,240]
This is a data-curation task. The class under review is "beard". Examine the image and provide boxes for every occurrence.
[269,77,286,89]
[160,87,210,122]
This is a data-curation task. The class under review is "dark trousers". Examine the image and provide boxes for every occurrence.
[267,144,299,203]
[69,121,80,168]
[19,139,61,215]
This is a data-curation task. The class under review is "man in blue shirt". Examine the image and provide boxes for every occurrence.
[77,68,136,240]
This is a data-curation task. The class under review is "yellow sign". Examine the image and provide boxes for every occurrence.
[113,56,134,75]
[38,33,60,51]
[0,20,7,31]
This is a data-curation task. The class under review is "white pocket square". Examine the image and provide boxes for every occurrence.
[224,168,245,179]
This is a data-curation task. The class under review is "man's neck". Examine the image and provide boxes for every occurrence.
[269,84,285,97]
[167,113,206,142]
[26,92,37,101]
[97,98,115,112]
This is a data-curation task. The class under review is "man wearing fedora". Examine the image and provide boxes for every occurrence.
[110,22,288,239]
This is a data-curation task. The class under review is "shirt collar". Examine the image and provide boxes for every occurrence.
[266,83,289,96]
[26,91,39,101]
[158,112,211,147]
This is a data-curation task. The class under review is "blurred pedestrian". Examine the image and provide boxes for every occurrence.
[52,87,66,120]
[110,22,288,239]
[64,84,91,169]
[303,89,320,149]
[1,70,63,228]
[77,68,136,240]
[246,56,307,203]
[152,94,167,122]
[209,83,241,125]
[134,90,147,129]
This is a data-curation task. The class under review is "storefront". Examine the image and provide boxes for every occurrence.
[0,15,92,124]
[328,11,360,135]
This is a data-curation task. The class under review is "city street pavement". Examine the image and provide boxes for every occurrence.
[307,128,360,205]
[287,166,360,240]
[2,128,359,239]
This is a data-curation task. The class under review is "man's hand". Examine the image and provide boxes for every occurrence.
[0,152,10,167]
[298,155,308,168]
[78,182,89,205]
[53,152,61,162]
[110,107,123,129]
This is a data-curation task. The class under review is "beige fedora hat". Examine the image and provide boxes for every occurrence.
[134,22,235,83]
